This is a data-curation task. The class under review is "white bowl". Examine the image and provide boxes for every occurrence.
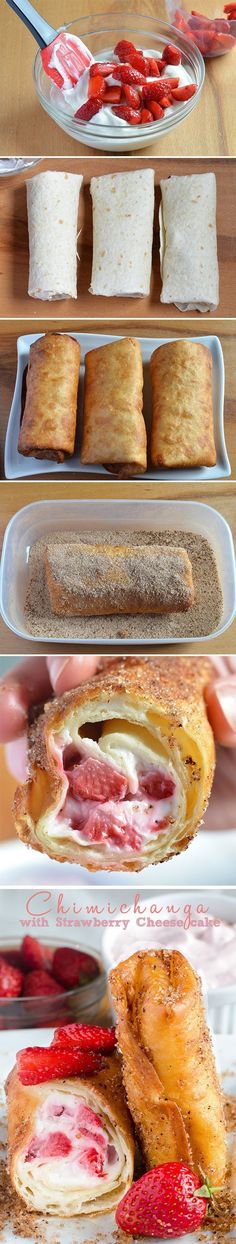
[0,498,235,644]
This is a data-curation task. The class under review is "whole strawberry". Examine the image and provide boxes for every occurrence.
[0,955,23,999]
[116,1163,212,1237]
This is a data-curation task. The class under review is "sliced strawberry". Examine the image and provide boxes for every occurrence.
[139,770,175,799]
[104,85,121,103]
[25,1132,72,1161]
[89,60,115,76]
[158,95,172,108]
[114,39,137,61]
[75,98,102,121]
[66,758,128,803]
[122,84,141,108]
[143,78,179,101]
[115,1163,209,1237]
[88,74,105,98]
[171,84,197,100]
[0,956,23,999]
[162,42,182,63]
[112,105,141,123]
[52,946,98,990]
[22,935,49,972]
[129,52,151,74]
[41,44,64,87]
[114,64,146,84]
[140,108,153,123]
[52,1023,116,1052]
[149,101,164,118]
[22,970,61,997]
[147,57,161,75]
[16,1045,102,1085]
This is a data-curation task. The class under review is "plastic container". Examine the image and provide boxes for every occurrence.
[0,938,110,1031]
[0,498,235,645]
[33,12,204,152]
[4,332,230,483]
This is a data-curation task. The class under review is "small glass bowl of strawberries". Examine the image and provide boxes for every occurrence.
[170,3,236,55]
[0,936,110,1030]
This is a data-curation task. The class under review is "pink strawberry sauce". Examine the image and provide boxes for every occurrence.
[57,749,176,851]
[24,1098,119,1180]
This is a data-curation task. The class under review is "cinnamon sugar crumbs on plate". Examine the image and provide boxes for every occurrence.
[24,527,223,642]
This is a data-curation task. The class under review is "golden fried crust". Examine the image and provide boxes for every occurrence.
[80,338,147,474]
[18,333,80,462]
[13,656,215,871]
[6,1054,134,1211]
[110,950,227,1185]
[151,341,217,468]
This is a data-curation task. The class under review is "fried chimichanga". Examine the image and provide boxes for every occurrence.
[80,338,147,476]
[18,334,80,462]
[45,541,194,617]
[6,1055,134,1216]
[150,341,216,468]
[13,656,215,872]
[110,949,227,1185]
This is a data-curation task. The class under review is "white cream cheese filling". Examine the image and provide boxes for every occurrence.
[16,1088,128,1214]
[37,715,184,857]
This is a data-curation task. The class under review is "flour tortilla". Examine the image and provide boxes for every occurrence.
[159,172,219,312]
[90,168,155,297]
[27,171,83,300]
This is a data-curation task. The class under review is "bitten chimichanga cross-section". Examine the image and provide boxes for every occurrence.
[14,657,215,872]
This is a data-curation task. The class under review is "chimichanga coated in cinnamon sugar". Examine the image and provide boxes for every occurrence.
[45,541,194,617]
[110,949,227,1186]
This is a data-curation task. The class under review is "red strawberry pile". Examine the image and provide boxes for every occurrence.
[0,936,99,1002]
[174,6,236,54]
[75,39,197,124]
[16,1022,116,1084]
[116,1161,215,1238]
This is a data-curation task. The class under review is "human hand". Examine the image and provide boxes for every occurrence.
[0,657,100,781]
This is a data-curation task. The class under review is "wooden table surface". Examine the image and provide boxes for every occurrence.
[0,157,235,319]
[0,479,235,654]
[0,319,235,480]
[1,0,236,157]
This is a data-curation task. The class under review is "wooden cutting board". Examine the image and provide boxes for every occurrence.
[0,319,235,480]
[0,157,235,319]
[0,0,236,156]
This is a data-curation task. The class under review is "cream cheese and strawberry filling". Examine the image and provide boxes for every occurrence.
[37,718,183,860]
[17,1092,125,1213]
[42,35,196,129]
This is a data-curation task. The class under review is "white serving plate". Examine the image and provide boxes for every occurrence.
[0,1031,235,1244]
[0,498,235,644]
[4,333,230,481]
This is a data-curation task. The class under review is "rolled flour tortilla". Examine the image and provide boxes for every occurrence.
[159,173,219,312]
[90,168,155,297]
[27,171,83,300]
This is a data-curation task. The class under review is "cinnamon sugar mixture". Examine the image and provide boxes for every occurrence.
[24,527,223,641]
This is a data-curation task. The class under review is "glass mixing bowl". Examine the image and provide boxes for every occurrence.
[34,11,204,151]
[0,939,110,1030]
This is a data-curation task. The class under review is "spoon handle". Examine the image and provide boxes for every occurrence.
[4,0,56,48]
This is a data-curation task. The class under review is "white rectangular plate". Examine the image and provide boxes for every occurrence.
[4,332,230,481]
[0,1031,235,1244]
